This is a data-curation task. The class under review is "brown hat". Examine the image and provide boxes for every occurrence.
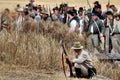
[41,9,48,14]
[114,13,120,18]
[71,42,83,49]
[29,0,35,2]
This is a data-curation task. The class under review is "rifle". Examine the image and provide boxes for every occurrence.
[49,6,52,20]
[107,0,110,10]
[61,43,74,77]
[86,0,91,9]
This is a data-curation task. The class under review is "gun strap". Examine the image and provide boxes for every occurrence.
[93,19,101,34]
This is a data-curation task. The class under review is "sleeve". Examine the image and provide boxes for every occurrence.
[72,54,87,64]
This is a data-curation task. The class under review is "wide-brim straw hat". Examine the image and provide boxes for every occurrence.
[41,10,48,14]
[114,13,120,18]
[71,42,83,49]
[17,8,24,12]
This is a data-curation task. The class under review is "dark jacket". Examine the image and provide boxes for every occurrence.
[87,18,105,34]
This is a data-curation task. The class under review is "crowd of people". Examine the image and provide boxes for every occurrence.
[0,0,120,78]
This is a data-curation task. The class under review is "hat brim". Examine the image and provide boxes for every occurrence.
[71,46,83,49]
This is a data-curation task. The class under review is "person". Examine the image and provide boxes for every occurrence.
[104,11,114,53]
[16,8,24,31]
[92,5,104,20]
[51,7,61,21]
[41,9,50,21]
[0,8,12,33]
[27,0,35,9]
[109,5,118,14]
[65,42,96,78]
[15,4,21,11]
[32,6,41,22]
[87,13,105,53]
[21,11,31,33]
[59,3,68,23]
[78,7,84,20]
[111,13,120,53]
[93,1,101,9]
[67,10,78,32]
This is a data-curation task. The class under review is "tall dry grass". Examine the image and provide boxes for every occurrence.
[0,21,119,80]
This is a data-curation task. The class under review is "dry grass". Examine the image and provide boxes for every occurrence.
[0,21,120,80]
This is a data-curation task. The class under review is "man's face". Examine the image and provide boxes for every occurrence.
[107,14,113,19]
[92,15,98,20]
[115,16,120,21]
[63,7,67,11]
[54,10,59,16]
[74,49,81,53]
[42,13,48,18]
[67,13,70,18]
[79,11,83,16]
[95,8,100,12]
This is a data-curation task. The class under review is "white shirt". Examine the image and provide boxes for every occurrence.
[16,15,24,30]
[69,19,77,32]
[79,19,83,34]
[90,25,94,33]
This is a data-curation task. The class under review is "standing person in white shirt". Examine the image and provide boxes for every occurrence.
[67,10,78,32]
[16,8,24,31]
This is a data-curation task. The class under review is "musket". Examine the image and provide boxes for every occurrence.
[61,43,74,77]
[107,0,110,10]
[49,6,53,20]
[86,0,91,9]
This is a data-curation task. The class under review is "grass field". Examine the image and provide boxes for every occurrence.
[0,0,120,80]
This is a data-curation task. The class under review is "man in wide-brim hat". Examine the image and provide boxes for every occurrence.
[65,42,96,78]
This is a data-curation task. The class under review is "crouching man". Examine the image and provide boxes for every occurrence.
[65,42,96,78]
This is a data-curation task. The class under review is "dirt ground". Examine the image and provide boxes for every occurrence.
[0,68,110,80]
[0,65,87,80]
[0,63,112,80]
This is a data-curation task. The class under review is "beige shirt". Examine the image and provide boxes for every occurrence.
[72,50,93,76]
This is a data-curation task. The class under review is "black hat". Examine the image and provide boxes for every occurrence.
[78,7,83,13]
[105,11,113,15]
[72,9,77,14]
[67,10,74,16]
[94,1,99,4]
[94,5,100,9]
[53,7,59,11]
[63,3,68,7]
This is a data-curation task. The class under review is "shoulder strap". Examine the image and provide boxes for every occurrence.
[92,19,101,34]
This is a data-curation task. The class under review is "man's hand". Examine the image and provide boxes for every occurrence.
[99,33,103,38]
[64,55,69,59]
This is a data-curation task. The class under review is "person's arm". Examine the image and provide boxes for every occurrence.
[99,20,105,37]
[72,54,87,64]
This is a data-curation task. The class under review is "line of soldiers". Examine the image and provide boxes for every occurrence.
[0,0,120,53]
[0,0,120,78]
